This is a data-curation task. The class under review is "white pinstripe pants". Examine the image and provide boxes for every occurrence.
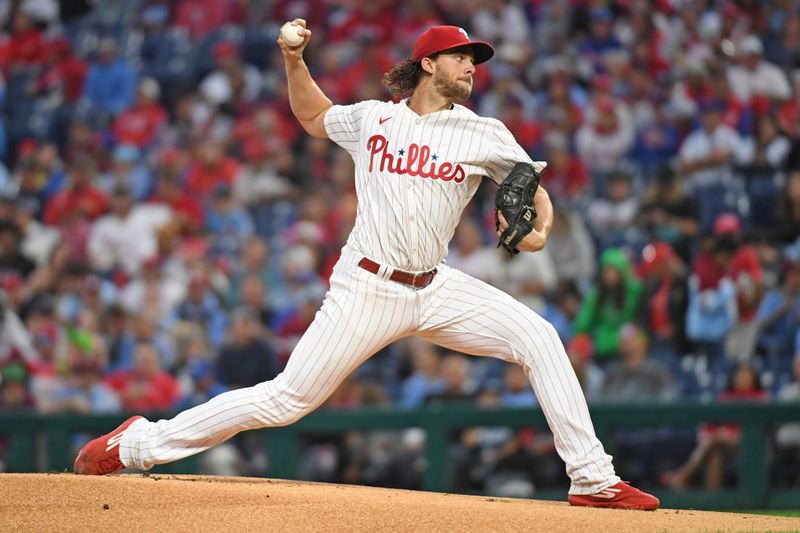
[120,245,619,494]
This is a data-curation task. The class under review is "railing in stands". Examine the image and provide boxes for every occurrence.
[1,402,799,510]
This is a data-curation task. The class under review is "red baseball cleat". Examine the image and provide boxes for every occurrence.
[568,481,660,510]
[73,416,144,475]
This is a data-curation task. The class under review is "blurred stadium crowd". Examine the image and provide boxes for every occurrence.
[0,0,799,494]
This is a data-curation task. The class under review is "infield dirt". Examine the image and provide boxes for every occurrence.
[1,473,799,532]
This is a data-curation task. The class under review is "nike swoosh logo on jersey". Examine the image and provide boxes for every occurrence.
[592,488,622,499]
[106,432,125,452]
[379,116,392,125]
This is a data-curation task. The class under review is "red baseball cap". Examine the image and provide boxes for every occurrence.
[242,138,269,161]
[567,334,593,362]
[713,213,741,236]
[412,26,494,65]
[641,242,675,275]
[213,40,238,60]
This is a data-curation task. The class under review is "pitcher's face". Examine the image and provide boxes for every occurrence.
[431,48,475,101]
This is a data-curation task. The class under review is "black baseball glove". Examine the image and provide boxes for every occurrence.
[495,162,541,255]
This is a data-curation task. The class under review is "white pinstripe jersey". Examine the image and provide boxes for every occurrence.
[324,98,545,272]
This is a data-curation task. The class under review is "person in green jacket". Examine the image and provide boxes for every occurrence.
[574,248,643,361]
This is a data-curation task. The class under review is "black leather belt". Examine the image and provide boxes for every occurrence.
[358,258,437,289]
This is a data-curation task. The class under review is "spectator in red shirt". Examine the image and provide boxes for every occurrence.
[314,47,352,104]
[501,96,543,154]
[396,1,442,49]
[269,0,328,31]
[149,169,204,234]
[626,6,670,78]
[339,41,394,102]
[0,10,46,72]
[43,154,108,226]
[155,147,188,182]
[112,77,167,148]
[184,141,240,199]
[173,0,238,41]
[105,342,179,413]
[36,36,88,103]
[713,213,763,322]
[328,0,397,46]
[540,133,589,201]
[232,106,295,156]
[638,242,692,358]
[147,148,202,240]
[274,294,319,364]
[535,67,585,136]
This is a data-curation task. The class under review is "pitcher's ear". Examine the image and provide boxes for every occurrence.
[420,57,436,75]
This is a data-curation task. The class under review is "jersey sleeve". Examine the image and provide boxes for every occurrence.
[484,120,547,184]
[323,100,381,155]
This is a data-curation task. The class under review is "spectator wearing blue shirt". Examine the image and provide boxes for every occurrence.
[177,358,228,410]
[83,38,137,118]
[173,272,228,348]
[629,102,680,179]
[38,355,121,414]
[398,340,444,409]
[0,116,7,163]
[578,7,623,73]
[795,329,800,362]
[540,282,583,345]
[756,259,800,368]
[500,365,538,408]
[206,184,254,261]
[99,144,155,201]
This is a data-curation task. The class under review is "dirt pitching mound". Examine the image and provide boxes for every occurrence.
[1,474,798,532]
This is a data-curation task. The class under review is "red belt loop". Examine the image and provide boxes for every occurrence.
[358,258,437,289]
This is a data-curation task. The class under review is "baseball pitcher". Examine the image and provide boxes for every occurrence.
[74,22,658,510]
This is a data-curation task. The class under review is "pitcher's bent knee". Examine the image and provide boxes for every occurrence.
[254,378,320,426]
[514,313,565,365]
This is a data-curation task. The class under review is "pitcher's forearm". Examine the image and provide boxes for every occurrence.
[285,57,332,135]
[278,20,331,137]
[533,186,553,236]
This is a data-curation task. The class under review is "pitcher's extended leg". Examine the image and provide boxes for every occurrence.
[417,266,618,495]
[120,259,416,470]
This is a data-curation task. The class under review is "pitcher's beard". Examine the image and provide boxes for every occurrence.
[433,75,472,101]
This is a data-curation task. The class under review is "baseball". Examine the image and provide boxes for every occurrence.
[280,22,304,48]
